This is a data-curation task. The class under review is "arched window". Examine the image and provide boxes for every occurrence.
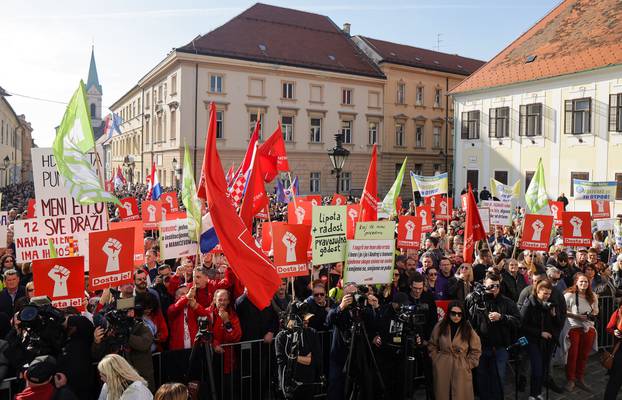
[90,103,96,118]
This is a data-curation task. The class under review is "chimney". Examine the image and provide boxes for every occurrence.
[342,23,351,35]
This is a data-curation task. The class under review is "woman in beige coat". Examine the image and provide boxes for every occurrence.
[428,301,482,400]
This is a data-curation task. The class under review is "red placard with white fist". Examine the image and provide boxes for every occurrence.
[331,194,347,206]
[287,201,313,226]
[424,194,443,210]
[460,194,468,211]
[397,216,422,249]
[272,223,311,277]
[142,201,162,230]
[303,195,322,207]
[89,228,135,290]
[434,197,452,220]
[415,205,433,232]
[346,204,360,239]
[520,214,554,251]
[547,200,564,226]
[160,192,180,213]
[562,211,592,246]
[118,197,140,221]
[33,256,85,311]
[591,200,611,219]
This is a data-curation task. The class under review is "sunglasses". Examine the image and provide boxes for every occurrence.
[450,311,463,317]
[427,273,437,276]
[519,267,527,270]
[313,292,326,297]
[486,284,500,289]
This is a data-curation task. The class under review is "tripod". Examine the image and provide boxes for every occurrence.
[343,312,385,400]
[186,324,218,400]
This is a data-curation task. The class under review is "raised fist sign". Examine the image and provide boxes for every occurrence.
[419,210,428,226]
[531,219,545,241]
[295,207,306,224]
[404,220,416,240]
[570,216,583,236]
[430,197,436,208]
[348,208,358,224]
[335,198,343,205]
[165,196,175,210]
[311,199,318,206]
[102,238,122,272]
[440,201,447,215]
[48,265,70,297]
[550,204,559,218]
[596,200,605,213]
[147,204,157,221]
[122,202,133,216]
[282,231,298,262]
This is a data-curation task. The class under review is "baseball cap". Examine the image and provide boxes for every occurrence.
[566,250,576,258]
[25,355,57,384]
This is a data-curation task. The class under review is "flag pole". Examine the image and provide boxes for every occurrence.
[94,151,111,228]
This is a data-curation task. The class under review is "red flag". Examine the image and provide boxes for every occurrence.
[359,144,378,222]
[463,185,486,263]
[225,163,236,185]
[201,103,280,309]
[239,145,269,230]
[257,124,289,182]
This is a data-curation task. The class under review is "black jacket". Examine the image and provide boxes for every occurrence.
[406,290,438,340]
[520,295,559,345]
[446,276,472,302]
[0,286,26,317]
[501,270,527,302]
[275,327,322,386]
[58,316,94,400]
[465,292,520,348]
[236,293,279,341]
[304,296,335,332]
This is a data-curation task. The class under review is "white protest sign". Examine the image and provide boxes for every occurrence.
[159,218,198,260]
[0,212,8,248]
[596,218,615,232]
[14,219,72,262]
[481,200,512,227]
[344,239,395,284]
[478,207,491,234]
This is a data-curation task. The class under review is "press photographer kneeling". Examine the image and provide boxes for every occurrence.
[275,301,324,400]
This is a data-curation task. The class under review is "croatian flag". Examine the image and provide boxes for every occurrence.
[104,113,122,139]
[200,212,219,252]
[146,162,163,200]
[113,166,127,190]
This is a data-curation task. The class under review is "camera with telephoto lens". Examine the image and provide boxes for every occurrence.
[280,301,310,331]
[352,285,370,308]
[471,282,491,311]
[93,297,139,346]
[397,303,429,333]
[17,296,66,357]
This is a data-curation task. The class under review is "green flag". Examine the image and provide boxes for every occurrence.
[48,238,57,258]
[181,144,202,242]
[525,158,548,213]
[53,81,118,204]
[381,157,407,217]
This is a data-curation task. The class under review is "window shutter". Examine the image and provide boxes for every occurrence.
[489,108,496,137]
[461,112,468,139]
[586,98,592,133]
[564,100,573,134]
[610,94,618,132]
[535,103,543,136]
[473,111,480,138]
[519,105,526,136]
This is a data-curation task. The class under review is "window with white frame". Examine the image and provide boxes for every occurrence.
[339,172,351,193]
[341,120,352,143]
[433,126,441,148]
[415,125,424,147]
[342,88,353,105]
[416,86,424,105]
[395,123,404,146]
[310,172,321,193]
[397,82,406,104]
[310,118,322,143]
[210,75,223,93]
[282,82,294,99]
[434,88,442,107]
[368,121,378,145]
[216,111,224,139]
[282,116,294,142]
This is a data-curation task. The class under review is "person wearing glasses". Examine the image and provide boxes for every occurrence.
[304,281,335,331]
[428,301,481,400]
[465,271,520,400]
[447,264,474,302]
[424,266,440,300]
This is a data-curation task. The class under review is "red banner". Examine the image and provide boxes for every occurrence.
[520,214,554,251]
[397,216,422,249]
[591,200,611,219]
[89,228,135,290]
[416,205,433,233]
[26,198,36,219]
[346,204,360,240]
[303,195,322,207]
[436,300,450,320]
[118,197,140,221]
[547,200,564,226]
[272,224,311,277]
[33,256,85,311]
[434,197,452,220]
[261,221,280,253]
[142,200,162,230]
[287,201,312,225]
[562,211,591,246]
[160,192,180,213]
[424,194,443,210]
[110,220,145,266]
[331,194,347,206]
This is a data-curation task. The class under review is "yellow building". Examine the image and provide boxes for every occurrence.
[452,0,622,213]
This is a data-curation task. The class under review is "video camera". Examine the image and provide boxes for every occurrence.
[279,301,311,332]
[397,303,429,329]
[93,297,138,346]
[17,296,66,357]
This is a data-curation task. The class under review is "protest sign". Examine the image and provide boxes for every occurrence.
[346,204,360,240]
[596,219,615,232]
[89,228,134,290]
[344,239,395,284]
[562,211,591,246]
[33,256,85,311]
[436,300,450,320]
[303,195,322,206]
[311,205,347,265]
[118,197,140,221]
[490,179,520,202]
[415,205,433,232]
[331,194,347,206]
[520,214,554,251]
[548,200,564,226]
[164,211,187,221]
[142,200,162,230]
[478,208,491,233]
[410,172,448,197]
[481,200,512,226]
[460,194,468,211]
[15,219,73,262]
[110,220,145,266]
[424,194,442,210]
[272,223,311,277]
[261,221,278,253]
[160,219,198,260]
[572,180,617,201]
[287,201,312,225]
[32,148,108,237]
[434,197,452,220]
[0,212,7,248]
[397,216,422,249]
[591,200,610,219]
[26,199,36,219]
[615,220,622,247]
[355,221,395,240]
[160,192,180,213]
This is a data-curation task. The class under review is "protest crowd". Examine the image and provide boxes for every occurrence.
[2,101,622,400]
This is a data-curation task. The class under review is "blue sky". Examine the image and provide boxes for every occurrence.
[0,0,560,147]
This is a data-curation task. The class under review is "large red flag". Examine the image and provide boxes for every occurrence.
[239,145,269,230]
[201,103,280,309]
[359,144,378,222]
[463,184,487,263]
[257,123,289,182]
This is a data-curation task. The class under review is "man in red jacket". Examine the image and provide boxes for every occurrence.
[168,265,235,308]
[167,285,210,350]
[208,289,242,375]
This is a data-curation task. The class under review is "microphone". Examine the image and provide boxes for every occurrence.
[506,336,528,351]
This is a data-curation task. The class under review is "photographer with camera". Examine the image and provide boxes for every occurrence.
[275,301,323,400]
[325,282,382,400]
[465,271,520,400]
[303,280,335,331]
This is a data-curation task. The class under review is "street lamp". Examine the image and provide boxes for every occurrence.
[328,133,350,194]
[172,157,182,188]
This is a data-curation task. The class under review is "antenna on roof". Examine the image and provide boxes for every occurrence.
[436,33,443,51]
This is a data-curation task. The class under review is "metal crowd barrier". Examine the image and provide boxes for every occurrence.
[597,295,616,350]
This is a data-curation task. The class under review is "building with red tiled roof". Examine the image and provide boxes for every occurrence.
[451,0,622,210]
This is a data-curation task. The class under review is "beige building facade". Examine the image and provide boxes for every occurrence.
[0,94,26,186]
